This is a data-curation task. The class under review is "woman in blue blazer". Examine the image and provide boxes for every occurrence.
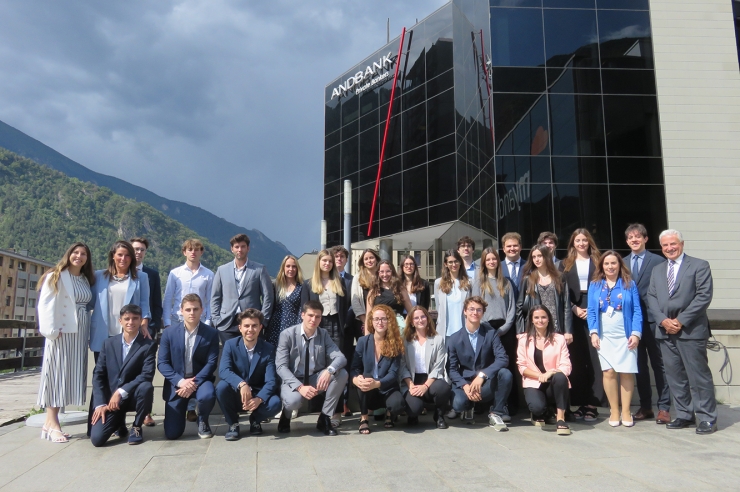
[89,241,151,355]
[351,304,405,434]
[587,250,642,428]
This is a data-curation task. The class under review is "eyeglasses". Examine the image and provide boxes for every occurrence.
[412,315,427,321]
[466,308,484,314]
[372,317,389,324]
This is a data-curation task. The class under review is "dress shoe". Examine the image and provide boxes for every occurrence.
[277,413,291,433]
[696,421,717,435]
[316,413,338,436]
[224,424,240,441]
[656,410,671,425]
[632,408,654,421]
[249,419,263,436]
[186,410,198,422]
[143,414,156,427]
[666,418,695,429]
[128,426,143,445]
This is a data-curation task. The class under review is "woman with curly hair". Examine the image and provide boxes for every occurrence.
[351,304,405,434]
[366,261,413,330]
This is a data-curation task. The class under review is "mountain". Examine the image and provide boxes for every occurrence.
[0,147,235,287]
[0,120,290,274]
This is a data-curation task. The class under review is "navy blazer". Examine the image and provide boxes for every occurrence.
[624,250,665,324]
[142,265,163,330]
[502,257,526,299]
[219,337,278,402]
[350,335,402,395]
[92,333,156,407]
[157,322,219,402]
[447,322,508,389]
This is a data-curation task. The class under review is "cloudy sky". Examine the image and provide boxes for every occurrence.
[0,0,446,254]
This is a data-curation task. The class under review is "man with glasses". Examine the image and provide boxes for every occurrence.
[447,296,512,431]
[457,236,479,280]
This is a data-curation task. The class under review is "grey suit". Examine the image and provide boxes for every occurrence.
[647,254,716,423]
[210,260,274,341]
[275,323,348,417]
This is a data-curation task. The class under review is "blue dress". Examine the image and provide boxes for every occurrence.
[267,283,303,346]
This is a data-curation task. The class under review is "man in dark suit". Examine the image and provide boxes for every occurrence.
[330,245,355,418]
[623,224,670,424]
[211,234,275,344]
[215,308,281,441]
[131,237,163,428]
[157,294,219,440]
[648,229,717,434]
[90,304,156,447]
[501,232,526,298]
[275,300,348,435]
[448,296,512,431]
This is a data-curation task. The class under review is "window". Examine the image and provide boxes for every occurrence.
[27,298,36,308]
[18,279,26,289]
[15,315,22,320]
[31,265,37,274]
[16,297,25,307]
[18,262,26,271]
[3,315,9,319]
[9,259,14,268]
[4,296,10,306]
[26,315,34,321]
[0,256,3,266]
[6,278,12,288]
[29,280,37,290]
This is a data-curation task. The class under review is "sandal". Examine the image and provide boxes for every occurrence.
[572,408,585,420]
[556,420,571,436]
[47,428,69,443]
[583,407,599,422]
[384,415,395,429]
[358,419,371,434]
[41,426,70,439]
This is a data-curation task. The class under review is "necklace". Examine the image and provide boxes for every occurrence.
[113,273,129,282]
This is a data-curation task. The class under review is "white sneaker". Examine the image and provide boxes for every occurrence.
[445,409,458,419]
[461,409,475,421]
[274,410,283,419]
[488,412,509,431]
[291,409,299,419]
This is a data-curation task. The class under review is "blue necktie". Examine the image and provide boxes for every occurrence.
[632,255,640,276]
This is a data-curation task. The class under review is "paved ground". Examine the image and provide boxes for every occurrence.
[1,405,740,492]
[0,370,40,426]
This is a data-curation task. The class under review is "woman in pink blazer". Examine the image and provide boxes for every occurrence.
[517,304,573,435]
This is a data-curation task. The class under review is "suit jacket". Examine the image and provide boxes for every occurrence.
[275,323,347,391]
[142,265,163,331]
[219,337,278,402]
[350,334,402,394]
[502,257,526,298]
[516,333,571,389]
[157,322,219,402]
[340,271,353,296]
[37,270,81,340]
[399,334,446,392]
[92,333,156,407]
[89,270,151,353]
[411,279,431,310]
[587,279,643,339]
[647,254,713,340]
[211,260,275,331]
[515,277,572,335]
[560,259,595,307]
[623,250,665,324]
[447,322,508,389]
[433,278,472,338]
[299,279,349,339]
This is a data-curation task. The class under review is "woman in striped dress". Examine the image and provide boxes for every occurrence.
[36,242,95,443]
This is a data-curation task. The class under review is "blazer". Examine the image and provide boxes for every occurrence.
[515,277,572,335]
[623,250,665,324]
[447,322,508,389]
[350,275,368,317]
[433,278,472,338]
[37,270,81,339]
[275,323,347,391]
[472,277,516,336]
[92,333,156,407]
[350,334,402,395]
[409,279,431,310]
[502,257,526,298]
[399,334,446,393]
[516,333,572,389]
[142,265,163,330]
[157,322,220,402]
[299,278,348,337]
[587,279,643,339]
[218,337,278,402]
[647,254,713,340]
[560,259,595,308]
[89,270,151,353]
[211,260,275,331]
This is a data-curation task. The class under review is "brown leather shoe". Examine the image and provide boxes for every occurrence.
[143,414,156,427]
[187,410,198,422]
[656,410,671,425]
[633,408,655,421]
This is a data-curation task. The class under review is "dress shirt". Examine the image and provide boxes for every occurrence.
[233,260,248,313]
[630,251,644,274]
[467,327,480,353]
[118,334,138,400]
[244,339,256,362]
[667,253,685,280]
[298,325,317,377]
[465,261,476,280]
[184,325,199,376]
[163,263,214,326]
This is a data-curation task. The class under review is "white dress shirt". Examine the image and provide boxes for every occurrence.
[163,263,214,326]
[117,334,138,400]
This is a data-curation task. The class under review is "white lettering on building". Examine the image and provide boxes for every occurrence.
[497,171,531,220]
[330,53,396,100]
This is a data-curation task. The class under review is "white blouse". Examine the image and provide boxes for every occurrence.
[576,258,590,291]
[413,339,426,374]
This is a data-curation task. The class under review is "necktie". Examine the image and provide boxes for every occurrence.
[509,261,517,279]
[302,334,311,385]
[667,260,676,296]
[632,255,640,276]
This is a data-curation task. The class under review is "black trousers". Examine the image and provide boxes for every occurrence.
[568,294,605,407]
[90,382,154,447]
[403,374,452,417]
[357,387,404,417]
[523,372,569,417]
[497,324,521,414]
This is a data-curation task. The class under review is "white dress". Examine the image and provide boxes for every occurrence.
[597,311,637,373]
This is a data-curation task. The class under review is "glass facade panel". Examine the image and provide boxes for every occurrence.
[597,0,649,10]
[490,8,545,67]
[548,94,606,156]
[544,0,595,7]
[543,8,599,68]
[598,9,653,69]
[603,95,661,156]
[492,67,547,93]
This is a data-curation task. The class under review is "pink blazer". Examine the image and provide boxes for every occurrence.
[517,333,572,389]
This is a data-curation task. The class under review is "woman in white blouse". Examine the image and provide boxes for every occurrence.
[433,249,471,339]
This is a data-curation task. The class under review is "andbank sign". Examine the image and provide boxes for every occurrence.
[330,52,396,99]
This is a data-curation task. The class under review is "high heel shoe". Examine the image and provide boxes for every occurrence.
[41,426,70,439]
[46,428,69,443]
[608,419,621,427]
[622,417,635,427]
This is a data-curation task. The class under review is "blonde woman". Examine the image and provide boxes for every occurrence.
[350,249,380,327]
[37,243,96,443]
[301,249,347,348]
[267,255,304,346]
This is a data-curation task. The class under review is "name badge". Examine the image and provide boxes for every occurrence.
[606,306,615,318]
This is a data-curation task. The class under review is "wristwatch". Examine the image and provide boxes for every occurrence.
[477,372,487,380]
[327,366,336,375]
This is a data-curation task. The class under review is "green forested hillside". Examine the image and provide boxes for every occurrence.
[0,148,233,287]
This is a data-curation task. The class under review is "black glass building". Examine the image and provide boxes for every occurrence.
[324,0,667,258]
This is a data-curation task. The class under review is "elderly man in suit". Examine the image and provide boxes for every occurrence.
[501,232,526,298]
[648,229,716,434]
[158,294,219,440]
[448,296,512,432]
[90,304,156,447]
[275,300,348,436]
[623,224,670,424]
[215,308,281,441]
[211,233,275,344]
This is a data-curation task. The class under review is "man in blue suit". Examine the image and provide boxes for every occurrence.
[448,296,512,432]
[215,308,281,441]
[90,304,156,446]
[158,294,219,439]
[501,232,526,299]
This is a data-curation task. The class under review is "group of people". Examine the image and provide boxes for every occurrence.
[33,223,718,445]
